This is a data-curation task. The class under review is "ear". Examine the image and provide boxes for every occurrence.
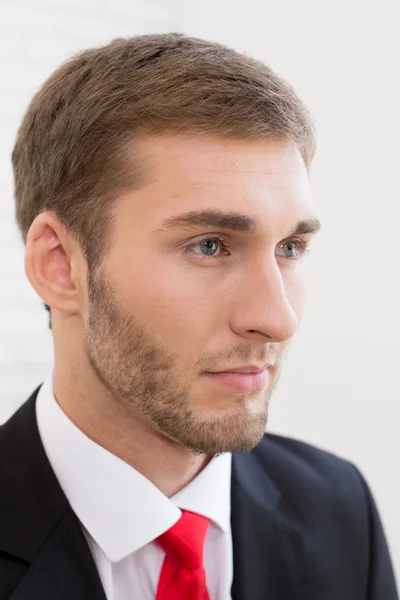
[24,212,85,318]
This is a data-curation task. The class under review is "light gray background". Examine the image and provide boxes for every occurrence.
[1,0,399,583]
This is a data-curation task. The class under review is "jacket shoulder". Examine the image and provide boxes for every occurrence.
[261,430,357,475]
[236,431,374,536]
[249,434,398,599]
[257,431,366,502]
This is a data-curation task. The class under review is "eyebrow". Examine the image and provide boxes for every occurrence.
[160,209,322,237]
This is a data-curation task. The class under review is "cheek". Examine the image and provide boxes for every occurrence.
[113,263,222,349]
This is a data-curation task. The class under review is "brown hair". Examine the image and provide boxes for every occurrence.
[12,33,316,322]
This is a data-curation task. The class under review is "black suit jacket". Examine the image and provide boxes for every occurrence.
[0,385,398,600]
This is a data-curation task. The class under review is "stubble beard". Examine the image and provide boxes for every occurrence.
[85,268,279,456]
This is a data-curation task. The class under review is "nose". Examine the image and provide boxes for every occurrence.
[230,258,300,343]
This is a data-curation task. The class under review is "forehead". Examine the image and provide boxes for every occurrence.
[143,133,308,180]
[114,134,314,232]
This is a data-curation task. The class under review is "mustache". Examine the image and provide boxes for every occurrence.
[196,342,279,370]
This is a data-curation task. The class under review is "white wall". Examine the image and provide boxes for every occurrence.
[1,0,399,583]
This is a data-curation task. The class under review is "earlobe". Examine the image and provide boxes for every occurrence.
[24,212,81,316]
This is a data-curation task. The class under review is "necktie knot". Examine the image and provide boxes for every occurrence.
[156,510,210,570]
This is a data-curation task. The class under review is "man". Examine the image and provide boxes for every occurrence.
[0,33,397,599]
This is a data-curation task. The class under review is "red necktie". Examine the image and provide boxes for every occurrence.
[155,509,211,600]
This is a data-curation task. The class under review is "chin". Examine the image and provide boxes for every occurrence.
[170,407,269,456]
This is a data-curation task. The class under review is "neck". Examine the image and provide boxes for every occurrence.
[52,355,210,498]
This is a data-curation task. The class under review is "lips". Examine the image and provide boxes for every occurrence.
[203,368,269,393]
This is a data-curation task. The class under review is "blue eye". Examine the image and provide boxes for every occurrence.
[198,239,220,256]
[276,240,308,260]
[187,237,227,258]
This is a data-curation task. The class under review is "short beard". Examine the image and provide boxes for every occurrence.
[85,267,275,455]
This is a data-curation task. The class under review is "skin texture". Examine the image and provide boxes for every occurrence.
[24,134,320,497]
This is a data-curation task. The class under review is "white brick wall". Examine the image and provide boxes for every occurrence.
[1,0,399,582]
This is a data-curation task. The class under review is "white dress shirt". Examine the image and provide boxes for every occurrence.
[36,371,233,600]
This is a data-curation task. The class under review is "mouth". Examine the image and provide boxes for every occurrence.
[202,368,269,393]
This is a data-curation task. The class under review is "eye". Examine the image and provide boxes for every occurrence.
[186,236,229,258]
[276,240,309,260]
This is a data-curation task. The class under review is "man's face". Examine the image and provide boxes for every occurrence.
[84,135,319,455]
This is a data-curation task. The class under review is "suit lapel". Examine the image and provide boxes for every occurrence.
[9,510,107,600]
[231,448,305,600]
[0,388,106,600]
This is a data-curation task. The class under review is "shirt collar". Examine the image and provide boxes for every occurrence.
[36,370,231,563]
